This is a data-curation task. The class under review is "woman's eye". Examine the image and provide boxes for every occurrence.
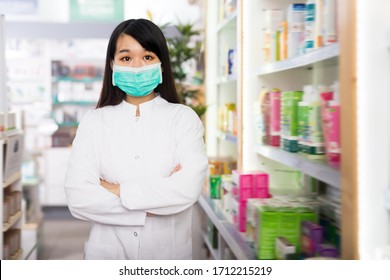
[144,55,152,61]
[121,57,130,62]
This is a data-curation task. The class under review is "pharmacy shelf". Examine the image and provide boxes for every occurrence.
[256,43,339,76]
[218,131,237,144]
[202,233,219,260]
[52,101,96,106]
[22,177,40,188]
[2,129,23,142]
[52,76,102,83]
[217,10,237,32]
[3,211,22,232]
[57,122,79,127]
[255,145,340,187]
[3,172,22,189]
[217,77,237,85]
[198,194,256,260]
[10,248,23,260]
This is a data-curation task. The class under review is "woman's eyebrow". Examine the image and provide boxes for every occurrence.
[118,49,130,54]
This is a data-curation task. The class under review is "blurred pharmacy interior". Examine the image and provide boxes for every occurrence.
[1,0,390,260]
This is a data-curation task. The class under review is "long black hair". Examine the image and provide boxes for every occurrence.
[96,19,179,108]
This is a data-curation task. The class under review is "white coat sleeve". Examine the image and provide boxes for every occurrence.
[119,107,208,215]
[64,110,147,226]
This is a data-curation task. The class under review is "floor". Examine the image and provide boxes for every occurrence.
[39,207,91,260]
[38,204,208,260]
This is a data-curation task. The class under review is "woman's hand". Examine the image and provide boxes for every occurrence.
[100,179,120,196]
[169,163,182,176]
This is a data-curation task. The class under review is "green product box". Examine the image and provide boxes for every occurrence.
[209,175,221,199]
[279,211,301,250]
[257,207,280,260]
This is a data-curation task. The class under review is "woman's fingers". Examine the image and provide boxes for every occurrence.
[169,163,182,176]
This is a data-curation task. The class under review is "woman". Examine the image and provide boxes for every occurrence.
[64,19,208,260]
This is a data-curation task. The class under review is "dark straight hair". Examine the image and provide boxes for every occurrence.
[96,18,180,108]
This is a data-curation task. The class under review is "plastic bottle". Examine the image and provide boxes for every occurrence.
[305,0,316,52]
[326,82,341,167]
[287,3,306,58]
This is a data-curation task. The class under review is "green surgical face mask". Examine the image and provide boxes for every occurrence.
[112,62,162,97]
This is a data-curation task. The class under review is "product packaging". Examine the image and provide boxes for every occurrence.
[287,3,306,58]
[269,89,281,147]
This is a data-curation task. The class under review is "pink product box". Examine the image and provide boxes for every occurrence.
[252,173,270,198]
[232,170,270,201]
[238,202,247,232]
[232,170,252,188]
[232,183,253,202]
[232,198,247,232]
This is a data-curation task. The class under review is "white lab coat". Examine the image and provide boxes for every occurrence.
[64,95,208,259]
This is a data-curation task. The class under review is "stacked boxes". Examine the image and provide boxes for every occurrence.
[250,197,318,260]
[231,170,270,232]
[301,220,340,259]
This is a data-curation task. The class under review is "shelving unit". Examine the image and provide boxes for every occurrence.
[1,15,27,260]
[3,172,22,189]
[1,132,24,260]
[256,43,339,76]
[255,145,340,187]
[202,233,219,260]
[3,211,22,232]
[203,0,358,260]
[50,60,102,145]
[217,130,238,145]
[198,194,255,260]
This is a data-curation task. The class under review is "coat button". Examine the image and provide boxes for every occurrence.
[134,232,138,237]
[135,155,139,160]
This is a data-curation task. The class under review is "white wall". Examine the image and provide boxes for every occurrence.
[357,0,390,259]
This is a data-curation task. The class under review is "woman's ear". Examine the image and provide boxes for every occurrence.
[110,60,114,70]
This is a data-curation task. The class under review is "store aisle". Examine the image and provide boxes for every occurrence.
[39,207,90,260]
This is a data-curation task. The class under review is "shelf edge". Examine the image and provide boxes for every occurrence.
[257,43,340,76]
[256,145,340,187]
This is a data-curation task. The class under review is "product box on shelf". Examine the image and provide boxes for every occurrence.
[208,157,237,176]
[301,221,324,257]
[3,132,23,182]
[275,236,296,260]
[220,174,234,220]
[317,243,339,258]
[231,170,270,232]
[256,198,318,260]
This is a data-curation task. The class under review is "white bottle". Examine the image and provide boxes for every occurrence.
[305,0,316,52]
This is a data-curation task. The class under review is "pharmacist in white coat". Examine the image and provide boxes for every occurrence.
[64,19,208,260]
